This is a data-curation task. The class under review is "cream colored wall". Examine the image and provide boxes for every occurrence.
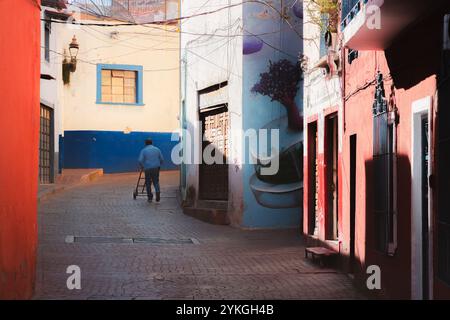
[57,22,180,134]
[41,7,63,152]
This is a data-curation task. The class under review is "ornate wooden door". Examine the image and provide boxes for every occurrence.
[199,106,229,200]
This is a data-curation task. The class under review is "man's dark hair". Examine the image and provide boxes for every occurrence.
[145,139,153,146]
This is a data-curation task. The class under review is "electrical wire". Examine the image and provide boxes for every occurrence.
[45,0,311,40]
[81,19,241,61]
[41,29,238,73]
[242,27,298,60]
[44,2,247,26]
[43,1,306,76]
[42,46,180,71]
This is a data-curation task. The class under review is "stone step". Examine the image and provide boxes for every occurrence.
[196,200,228,210]
[183,206,229,225]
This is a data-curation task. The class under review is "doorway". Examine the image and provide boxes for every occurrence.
[199,106,229,200]
[411,97,431,300]
[421,116,430,299]
[349,134,357,273]
[308,122,318,236]
[39,104,54,184]
[326,114,339,240]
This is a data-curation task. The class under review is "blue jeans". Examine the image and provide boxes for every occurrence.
[144,167,160,200]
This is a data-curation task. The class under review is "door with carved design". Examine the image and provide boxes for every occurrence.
[199,106,229,200]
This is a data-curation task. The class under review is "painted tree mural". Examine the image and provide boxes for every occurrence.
[251,59,303,131]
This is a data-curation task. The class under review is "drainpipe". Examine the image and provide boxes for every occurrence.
[341,45,346,132]
[180,20,201,200]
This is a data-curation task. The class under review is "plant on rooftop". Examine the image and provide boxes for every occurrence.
[307,0,339,33]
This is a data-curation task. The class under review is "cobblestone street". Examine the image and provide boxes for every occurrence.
[34,172,363,300]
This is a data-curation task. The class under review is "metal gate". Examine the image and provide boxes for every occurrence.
[199,106,229,200]
[39,104,54,184]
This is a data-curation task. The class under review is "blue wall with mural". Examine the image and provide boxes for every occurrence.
[61,131,179,173]
[242,0,303,228]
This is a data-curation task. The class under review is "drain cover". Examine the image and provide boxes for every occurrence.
[69,236,196,245]
[133,238,193,244]
[74,236,132,244]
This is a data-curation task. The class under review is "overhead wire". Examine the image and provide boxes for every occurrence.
[41,27,239,73]
[45,0,311,40]
[45,0,312,65]
[44,0,306,76]
[82,18,241,61]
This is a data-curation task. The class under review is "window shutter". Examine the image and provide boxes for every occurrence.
[372,72,395,253]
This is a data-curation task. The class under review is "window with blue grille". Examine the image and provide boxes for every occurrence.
[96,64,144,106]
[372,72,396,254]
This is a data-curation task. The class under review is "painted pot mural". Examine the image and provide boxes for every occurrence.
[293,1,304,19]
[242,0,303,228]
[249,123,303,209]
[243,35,264,55]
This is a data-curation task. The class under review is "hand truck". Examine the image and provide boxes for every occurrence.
[133,169,147,200]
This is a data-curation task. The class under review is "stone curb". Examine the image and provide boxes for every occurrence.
[37,169,104,203]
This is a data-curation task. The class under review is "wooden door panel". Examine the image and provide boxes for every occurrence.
[199,107,229,200]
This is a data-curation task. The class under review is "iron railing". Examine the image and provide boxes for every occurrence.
[340,0,369,31]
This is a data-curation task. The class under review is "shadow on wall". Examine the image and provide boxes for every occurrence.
[385,8,443,90]
[180,111,303,222]
[364,154,412,299]
[307,155,413,299]
[305,241,370,298]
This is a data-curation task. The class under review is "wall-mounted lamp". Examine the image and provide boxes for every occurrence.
[68,35,79,68]
[63,35,79,84]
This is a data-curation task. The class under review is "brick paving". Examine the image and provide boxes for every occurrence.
[34,172,364,300]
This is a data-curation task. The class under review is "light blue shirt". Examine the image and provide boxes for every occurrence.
[138,145,164,170]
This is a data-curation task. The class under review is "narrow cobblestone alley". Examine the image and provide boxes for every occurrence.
[34,172,363,300]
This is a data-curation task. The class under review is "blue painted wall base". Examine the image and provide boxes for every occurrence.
[61,130,179,173]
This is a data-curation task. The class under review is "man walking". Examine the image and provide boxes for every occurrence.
[138,139,164,203]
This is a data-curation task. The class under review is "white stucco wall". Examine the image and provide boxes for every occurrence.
[302,0,342,155]
[180,0,244,223]
[55,19,180,134]
[40,7,63,153]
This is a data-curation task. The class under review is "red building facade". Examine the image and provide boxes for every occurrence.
[304,0,450,299]
[0,0,40,299]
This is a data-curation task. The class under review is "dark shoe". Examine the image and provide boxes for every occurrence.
[156,192,161,202]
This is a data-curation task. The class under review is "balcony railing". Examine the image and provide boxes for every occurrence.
[341,0,368,31]
[340,0,444,50]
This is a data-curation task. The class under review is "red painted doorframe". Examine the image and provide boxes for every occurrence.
[324,113,339,241]
[305,121,318,236]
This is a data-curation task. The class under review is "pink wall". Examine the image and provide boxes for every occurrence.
[0,0,40,299]
[303,8,449,298]
[342,49,437,298]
